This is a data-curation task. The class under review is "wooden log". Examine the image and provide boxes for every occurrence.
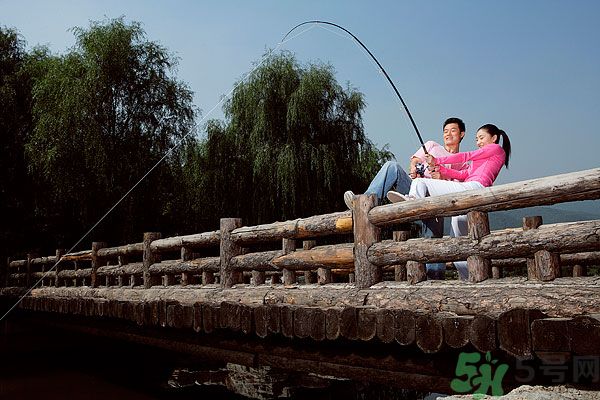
[272,243,353,271]
[202,303,219,334]
[376,309,395,344]
[282,239,296,286]
[220,301,241,332]
[406,261,426,285]
[230,211,353,244]
[192,302,203,332]
[368,168,600,227]
[309,308,326,341]
[392,231,409,281]
[326,307,341,340]
[394,309,416,346]
[415,314,443,353]
[469,314,497,353]
[302,240,318,284]
[150,231,220,252]
[239,304,254,335]
[97,243,144,258]
[54,249,65,287]
[230,250,282,272]
[26,254,32,288]
[293,306,311,339]
[568,314,600,355]
[340,306,358,340]
[368,219,600,266]
[466,211,491,283]
[267,305,281,335]
[573,264,587,277]
[441,315,473,349]
[220,218,243,288]
[498,308,547,359]
[523,216,543,280]
[317,268,332,285]
[61,250,93,262]
[534,249,561,281]
[357,306,377,341]
[254,305,268,338]
[531,317,571,354]
[143,233,161,289]
[251,270,266,285]
[354,194,381,289]
[280,305,295,338]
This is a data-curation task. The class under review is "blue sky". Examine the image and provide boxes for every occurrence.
[3,0,600,186]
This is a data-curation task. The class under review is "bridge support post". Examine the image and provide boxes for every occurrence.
[54,249,65,287]
[392,228,411,281]
[26,253,32,288]
[220,218,243,288]
[302,240,317,284]
[91,242,107,288]
[143,232,162,289]
[353,194,381,289]
[523,216,543,280]
[467,211,491,283]
[181,246,193,286]
[282,239,296,286]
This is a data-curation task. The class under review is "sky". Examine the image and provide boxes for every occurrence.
[2,0,600,186]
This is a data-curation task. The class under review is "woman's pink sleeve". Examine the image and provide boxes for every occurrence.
[436,144,501,165]
[438,165,469,181]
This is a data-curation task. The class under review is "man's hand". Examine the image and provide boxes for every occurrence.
[425,154,436,168]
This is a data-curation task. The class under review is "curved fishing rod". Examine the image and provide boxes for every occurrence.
[282,20,428,154]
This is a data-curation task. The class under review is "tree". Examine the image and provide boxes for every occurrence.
[0,26,34,262]
[24,17,197,247]
[184,51,392,228]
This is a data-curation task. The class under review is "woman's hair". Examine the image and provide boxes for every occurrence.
[478,124,511,168]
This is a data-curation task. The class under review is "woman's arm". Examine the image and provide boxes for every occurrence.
[438,165,469,181]
[435,143,503,165]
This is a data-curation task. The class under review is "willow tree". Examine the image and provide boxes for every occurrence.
[187,52,391,227]
[25,18,197,246]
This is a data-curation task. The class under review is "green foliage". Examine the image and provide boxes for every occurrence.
[23,17,197,245]
[184,51,392,227]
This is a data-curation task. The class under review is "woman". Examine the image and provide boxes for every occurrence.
[391,123,511,201]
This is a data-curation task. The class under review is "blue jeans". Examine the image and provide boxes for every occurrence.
[365,161,446,279]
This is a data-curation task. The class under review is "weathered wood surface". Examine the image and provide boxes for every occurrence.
[271,243,353,270]
[353,194,381,289]
[369,168,600,227]
[29,256,58,266]
[57,268,92,279]
[97,243,143,258]
[143,233,161,289]
[97,262,144,276]
[230,250,282,272]
[230,211,352,244]
[61,250,93,262]
[368,219,600,266]
[150,231,220,252]
[220,218,244,288]
[148,258,220,274]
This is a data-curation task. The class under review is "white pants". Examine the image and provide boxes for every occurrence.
[409,178,484,280]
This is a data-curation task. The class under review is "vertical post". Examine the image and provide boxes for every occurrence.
[302,240,317,284]
[26,253,32,288]
[143,232,162,289]
[523,216,543,280]
[534,250,561,281]
[252,270,265,285]
[406,261,426,284]
[73,261,78,287]
[181,246,192,286]
[3,257,11,287]
[573,264,587,277]
[466,211,491,283]
[353,194,381,289]
[91,242,107,288]
[392,229,411,281]
[220,218,243,288]
[54,249,65,287]
[282,238,296,286]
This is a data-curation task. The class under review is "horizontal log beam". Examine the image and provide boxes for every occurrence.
[230,211,352,244]
[97,263,144,276]
[57,268,92,279]
[148,257,220,275]
[369,168,600,227]
[62,250,93,262]
[271,243,353,271]
[97,243,143,258]
[368,220,600,266]
[150,231,220,252]
[230,250,283,272]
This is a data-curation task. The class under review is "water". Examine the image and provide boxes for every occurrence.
[0,311,439,400]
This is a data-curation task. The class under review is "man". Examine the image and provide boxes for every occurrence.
[343,117,468,280]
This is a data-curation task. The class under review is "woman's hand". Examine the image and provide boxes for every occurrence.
[425,154,436,168]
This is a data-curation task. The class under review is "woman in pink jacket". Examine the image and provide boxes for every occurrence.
[392,124,511,201]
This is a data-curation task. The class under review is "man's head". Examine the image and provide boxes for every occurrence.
[442,117,465,149]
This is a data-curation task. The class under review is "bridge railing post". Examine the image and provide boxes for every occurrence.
[353,194,381,289]
[523,216,543,280]
[466,211,491,283]
[3,257,10,287]
[220,218,243,288]
[91,242,107,288]
[282,238,297,286]
[54,248,65,287]
[302,240,317,284]
[143,232,162,289]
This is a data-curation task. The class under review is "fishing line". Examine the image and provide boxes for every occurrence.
[281,20,428,154]
[0,24,316,323]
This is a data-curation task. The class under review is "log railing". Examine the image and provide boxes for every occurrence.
[4,167,600,290]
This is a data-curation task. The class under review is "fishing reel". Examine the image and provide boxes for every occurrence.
[415,162,426,178]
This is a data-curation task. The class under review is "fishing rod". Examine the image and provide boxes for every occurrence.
[282,20,428,155]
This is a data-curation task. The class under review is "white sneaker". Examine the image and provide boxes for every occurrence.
[343,190,355,210]
[386,191,414,203]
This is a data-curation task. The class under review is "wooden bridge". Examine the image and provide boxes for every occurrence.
[2,167,600,394]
